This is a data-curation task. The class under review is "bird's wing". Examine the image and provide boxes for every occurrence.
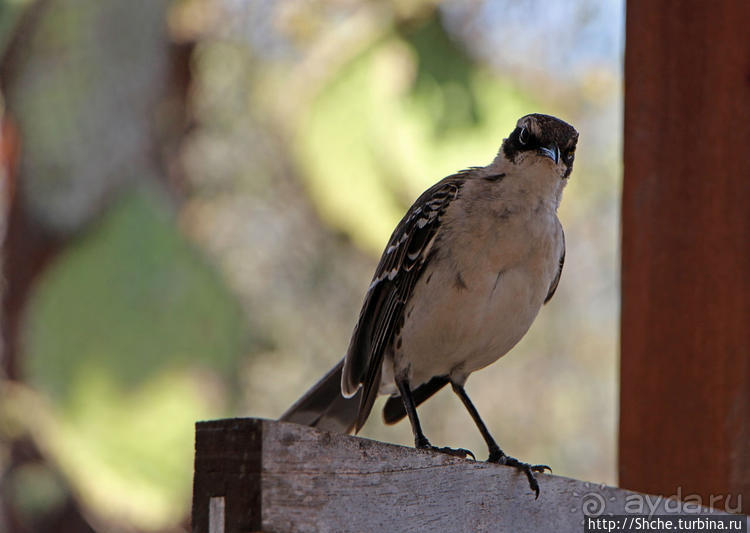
[342,174,466,432]
[544,227,565,304]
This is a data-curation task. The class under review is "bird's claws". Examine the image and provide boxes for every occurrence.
[430,445,476,460]
[417,441,476,460]
[488,453,549,498]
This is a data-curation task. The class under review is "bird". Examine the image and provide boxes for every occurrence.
[281,113,578,497]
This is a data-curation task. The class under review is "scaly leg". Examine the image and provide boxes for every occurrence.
[396,377,475,459]
[451,382,550,498]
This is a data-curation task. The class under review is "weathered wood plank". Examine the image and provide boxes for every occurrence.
[192,418,747,532]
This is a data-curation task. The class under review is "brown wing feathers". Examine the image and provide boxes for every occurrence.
[343,176,466,432]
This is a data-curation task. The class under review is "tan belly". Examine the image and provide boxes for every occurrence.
[398,265,547,386]
[381,220,561,391]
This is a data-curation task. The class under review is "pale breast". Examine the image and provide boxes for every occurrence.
[387,205,563,389]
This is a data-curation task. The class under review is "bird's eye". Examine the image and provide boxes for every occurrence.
[518,127,530,145]
[564,148,575,162]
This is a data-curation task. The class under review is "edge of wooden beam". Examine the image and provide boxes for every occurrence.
[193,418,748,532]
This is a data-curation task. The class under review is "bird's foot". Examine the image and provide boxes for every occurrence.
[488,449,550,499]
[415,436,475,460]
[428,445,476,460]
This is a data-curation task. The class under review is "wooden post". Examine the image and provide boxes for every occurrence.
[191,419,745,532]
[621,0,750,511]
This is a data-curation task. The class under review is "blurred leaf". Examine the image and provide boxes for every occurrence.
[400,14,480,135]
[5,0,170,234]
[23,188,242,401]
[20,187,242,529]
[296,27,539,253]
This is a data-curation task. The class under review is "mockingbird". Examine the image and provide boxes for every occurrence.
[281,113,578,497]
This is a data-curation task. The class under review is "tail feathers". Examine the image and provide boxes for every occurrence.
[382,375,450,424]
[279,360,360,434]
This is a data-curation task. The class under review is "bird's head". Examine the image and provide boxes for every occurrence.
[499,114,579,180]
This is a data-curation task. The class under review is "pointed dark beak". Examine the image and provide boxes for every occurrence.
[538,144,560,164]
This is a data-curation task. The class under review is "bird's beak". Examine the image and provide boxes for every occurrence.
[538,144,560,164]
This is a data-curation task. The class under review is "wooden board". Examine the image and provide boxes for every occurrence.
[192,418,746,532]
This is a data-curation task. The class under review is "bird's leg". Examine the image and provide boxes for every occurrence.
[395,377,474,459]
[451,383,550,498]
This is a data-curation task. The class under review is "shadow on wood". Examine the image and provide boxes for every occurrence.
[192,418,747,533]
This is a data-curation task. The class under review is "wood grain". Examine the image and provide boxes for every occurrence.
[192,419,746,532]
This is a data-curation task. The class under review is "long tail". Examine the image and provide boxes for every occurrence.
[279,359,361,434]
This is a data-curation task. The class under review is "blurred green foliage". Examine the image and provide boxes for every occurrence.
[4,0,171,235]
[18,189,242,529]
[298,20,539,252]
[23,189,241,400]
[402,16,480,134]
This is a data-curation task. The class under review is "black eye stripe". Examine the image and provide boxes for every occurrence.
[502,117,577,163]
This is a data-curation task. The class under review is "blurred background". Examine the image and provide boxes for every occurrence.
[0,0,622,531]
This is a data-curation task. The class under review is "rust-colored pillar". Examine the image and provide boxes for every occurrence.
[621,0,750,512]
